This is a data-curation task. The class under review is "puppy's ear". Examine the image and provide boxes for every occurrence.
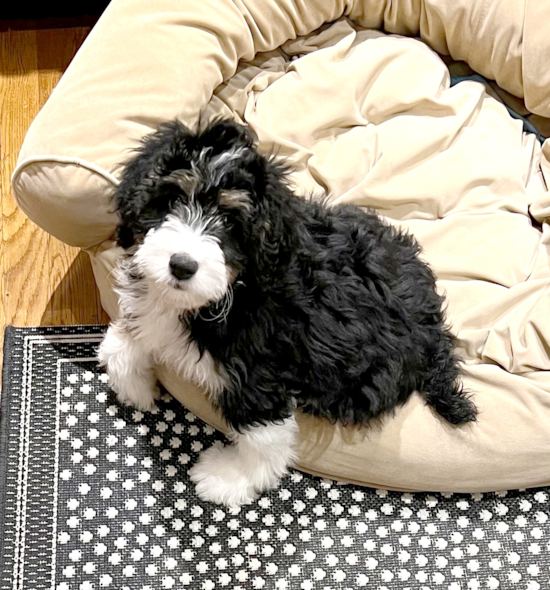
[200,119,257,155]
[115,121,193,248]
[200,119,263,178]
[198,120,271,204]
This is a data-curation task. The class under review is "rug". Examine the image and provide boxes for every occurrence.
[1,325,548,590]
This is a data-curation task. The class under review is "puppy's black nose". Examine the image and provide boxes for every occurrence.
[169,254,198,280]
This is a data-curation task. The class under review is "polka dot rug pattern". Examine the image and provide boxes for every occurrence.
[1,326,549,590]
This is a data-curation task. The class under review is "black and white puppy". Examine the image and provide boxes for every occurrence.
[99,119,476,506]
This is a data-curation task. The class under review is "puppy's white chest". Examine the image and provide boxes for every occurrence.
[128,303,227,397]
[136,307,182,352]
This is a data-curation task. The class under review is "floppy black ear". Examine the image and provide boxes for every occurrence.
[115,121,193,248]
[198,119,257,156]
[196,119,272,203]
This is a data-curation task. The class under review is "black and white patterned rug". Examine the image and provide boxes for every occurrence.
[1,325,549,590]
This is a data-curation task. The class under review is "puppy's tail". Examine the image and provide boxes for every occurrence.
[420,338,477,425]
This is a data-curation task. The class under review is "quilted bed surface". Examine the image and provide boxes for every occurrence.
[11,0,550,491]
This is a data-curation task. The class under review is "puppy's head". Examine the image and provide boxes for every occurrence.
[115,119,270,310]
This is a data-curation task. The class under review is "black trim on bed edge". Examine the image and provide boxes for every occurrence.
[0,325,16,574]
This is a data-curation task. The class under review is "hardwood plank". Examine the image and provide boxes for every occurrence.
[0,26,109,375]
[42,250,109,326]
[0,29,41,334]
[36,27,90,102]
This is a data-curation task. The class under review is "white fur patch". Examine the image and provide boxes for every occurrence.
[189,417,299,507]
[132,206,230,310]
[97,322,160,411]
[114,283,229,398]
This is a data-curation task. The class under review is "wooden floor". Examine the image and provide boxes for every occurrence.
[0,27,110,368]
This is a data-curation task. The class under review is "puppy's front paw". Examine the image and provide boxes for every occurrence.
[114,379,160,412]
[189,443,259,507]
[98,325,159,412]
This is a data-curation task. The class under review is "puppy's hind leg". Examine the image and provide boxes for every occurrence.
[189,417,299,507]
[98,321,160,412]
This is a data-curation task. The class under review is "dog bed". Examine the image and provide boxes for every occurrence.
[11,0,550,492]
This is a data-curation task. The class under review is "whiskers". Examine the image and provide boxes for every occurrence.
[199,284,234,323]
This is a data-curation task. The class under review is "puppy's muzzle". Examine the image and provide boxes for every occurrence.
[169,254,199,281]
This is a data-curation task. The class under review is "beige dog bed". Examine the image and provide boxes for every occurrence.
[12,0,550,492]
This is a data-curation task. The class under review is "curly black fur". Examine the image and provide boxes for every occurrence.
[115,119,477,431]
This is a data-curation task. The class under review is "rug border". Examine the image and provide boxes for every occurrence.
[0,325,108,589]
[0,325,17,583]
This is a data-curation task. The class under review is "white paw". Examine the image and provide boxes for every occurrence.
[114,379,160,412]
[189,443,260,507]
[98,325,159,412]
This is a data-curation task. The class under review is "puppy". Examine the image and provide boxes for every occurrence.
[98,119,476,506]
